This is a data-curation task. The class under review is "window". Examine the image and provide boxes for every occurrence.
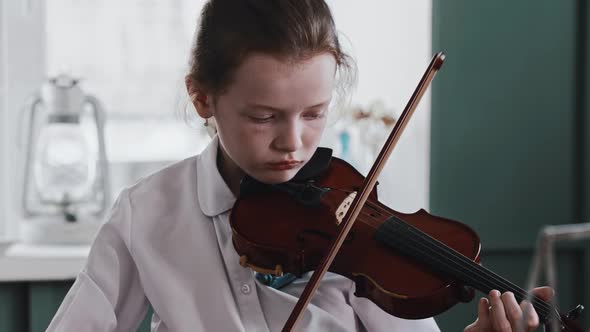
[46,0,205,119]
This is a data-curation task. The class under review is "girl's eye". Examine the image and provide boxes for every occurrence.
[303,111,326,120]
[248,115,274,123]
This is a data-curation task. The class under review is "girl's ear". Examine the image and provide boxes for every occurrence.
[185,75,213,119]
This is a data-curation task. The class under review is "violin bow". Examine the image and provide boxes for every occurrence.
[282,52,446,332]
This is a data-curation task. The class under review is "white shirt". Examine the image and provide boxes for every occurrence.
[47,136,440,332]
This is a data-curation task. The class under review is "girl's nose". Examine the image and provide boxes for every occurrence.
[273,121,303,152]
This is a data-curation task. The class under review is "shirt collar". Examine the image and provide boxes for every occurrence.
[196,136,236,217]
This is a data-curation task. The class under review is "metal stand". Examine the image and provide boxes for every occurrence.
[527,223,590,331]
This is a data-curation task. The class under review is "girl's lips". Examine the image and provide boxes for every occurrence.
[265,160,302,170]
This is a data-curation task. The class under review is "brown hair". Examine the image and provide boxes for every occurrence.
[186,0,356,104]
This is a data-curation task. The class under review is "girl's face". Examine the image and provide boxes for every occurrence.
[207,53,336,188]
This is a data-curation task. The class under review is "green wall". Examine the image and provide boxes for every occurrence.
[431,0,589,330]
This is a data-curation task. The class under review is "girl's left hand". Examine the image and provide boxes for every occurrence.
[464,287,554,332]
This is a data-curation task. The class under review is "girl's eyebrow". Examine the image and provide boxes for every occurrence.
[245,100,331,112]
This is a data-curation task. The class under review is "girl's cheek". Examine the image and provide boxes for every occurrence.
[308,122,327,137]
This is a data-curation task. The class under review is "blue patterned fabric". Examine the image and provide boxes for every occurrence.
[255,272,297,290]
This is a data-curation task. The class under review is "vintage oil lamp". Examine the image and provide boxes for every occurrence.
[20,75,110,244]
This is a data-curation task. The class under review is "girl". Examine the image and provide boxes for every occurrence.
[47,0,552,331]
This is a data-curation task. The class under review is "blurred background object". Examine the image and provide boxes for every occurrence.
[527,222,590,317]
[19,75,110,244]
[525,223,590,330]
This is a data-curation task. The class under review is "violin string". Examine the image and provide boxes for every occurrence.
[352,203,542,305]
[363,207,556,318]
[326,188,558,320]
[353,207,557,320]
[359,208,511,296]
[383,211,556,318]
[376,219,556,322]
[371,213,559,322]
[378,218,554,318]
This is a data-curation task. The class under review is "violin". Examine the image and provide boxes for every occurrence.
[231,155,583,331]
[229,53,585,331]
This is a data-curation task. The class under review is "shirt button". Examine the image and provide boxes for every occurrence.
[241,283,251,295]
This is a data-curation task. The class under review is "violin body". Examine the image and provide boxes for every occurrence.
[231,157,481,319]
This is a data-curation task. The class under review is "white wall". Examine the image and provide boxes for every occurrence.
[0,0,46,238]
[0,0,5,238]
[326,1,432,213]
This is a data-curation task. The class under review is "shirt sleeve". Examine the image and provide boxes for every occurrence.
[46,189,149,332]
[348,282,440,332]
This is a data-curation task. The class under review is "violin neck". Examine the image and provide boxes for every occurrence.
[375,216,558,325]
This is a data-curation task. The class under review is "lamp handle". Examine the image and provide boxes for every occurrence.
[21,96,42,217]
[85,96,111,218]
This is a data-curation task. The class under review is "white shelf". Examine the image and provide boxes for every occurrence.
[0,243,89,282]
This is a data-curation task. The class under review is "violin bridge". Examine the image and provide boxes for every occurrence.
[335,191,357,225]
[239,255,284,276]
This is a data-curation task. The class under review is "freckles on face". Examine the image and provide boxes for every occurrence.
[213,52,336,184]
